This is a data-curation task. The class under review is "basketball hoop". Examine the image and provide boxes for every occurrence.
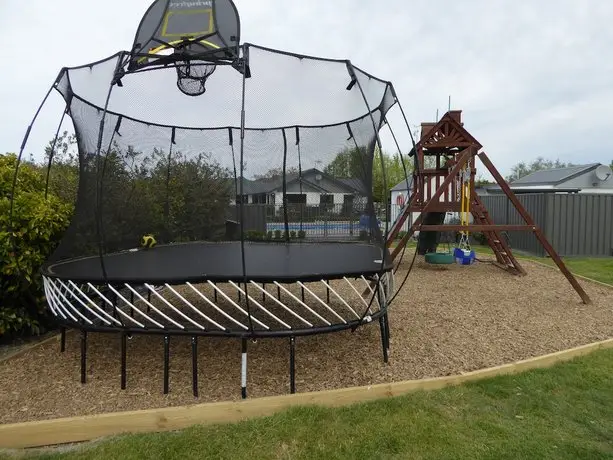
[176,60,216,96]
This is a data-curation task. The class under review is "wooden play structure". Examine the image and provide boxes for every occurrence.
[387,110,591,304]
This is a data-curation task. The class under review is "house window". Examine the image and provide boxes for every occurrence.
[236,194,249,204]
[342,194,354,215]
[287,194,307,204]
[252,193,267,204]
[320,194,334,212]
[319,194,334,205]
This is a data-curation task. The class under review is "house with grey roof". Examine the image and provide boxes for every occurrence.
[236,168,367,211]
[480,163,613,195]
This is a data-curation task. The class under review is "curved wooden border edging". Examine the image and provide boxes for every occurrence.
[2,337,613,449]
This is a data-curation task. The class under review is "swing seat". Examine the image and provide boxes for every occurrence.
[453,247,476,265]
[425,251,455,265]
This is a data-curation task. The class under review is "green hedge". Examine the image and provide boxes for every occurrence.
[0,153,72,338]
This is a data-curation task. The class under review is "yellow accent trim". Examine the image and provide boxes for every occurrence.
[136,39,221,65]
[2,335,613,449]
[161,9,214,37]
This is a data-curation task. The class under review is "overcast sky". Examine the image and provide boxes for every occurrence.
[1,0,612,178]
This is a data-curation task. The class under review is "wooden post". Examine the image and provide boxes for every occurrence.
[478,151,591,304]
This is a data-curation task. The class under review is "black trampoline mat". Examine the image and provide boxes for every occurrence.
[43,241,392,284]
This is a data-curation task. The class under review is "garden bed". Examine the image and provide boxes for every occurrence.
[1,254,613,425]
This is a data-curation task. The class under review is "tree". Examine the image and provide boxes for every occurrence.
[323,146,412,203]
[253,166,299,180]
[0,153,72,338]
[506,157,575,182]
[475,175,495,187]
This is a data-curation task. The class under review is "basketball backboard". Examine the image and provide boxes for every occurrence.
[128,0,241,71]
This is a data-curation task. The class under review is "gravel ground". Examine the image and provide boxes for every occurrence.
[1,254,613,425]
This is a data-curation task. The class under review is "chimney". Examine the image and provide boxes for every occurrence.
[420,122,436,140]
[448,110,463,125]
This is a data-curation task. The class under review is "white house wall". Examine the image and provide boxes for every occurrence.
[562,172,613,192]
[271,192,351,205]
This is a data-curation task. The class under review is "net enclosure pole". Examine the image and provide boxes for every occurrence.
[93,53,128,282]
[478,151,591,305]
[9,72,64,274]
[241,338,248,399]
[345,61,390,319]
[191,336,199,398]
[238,45,255,333]
[121,332,127,390]
[289,336,296,394]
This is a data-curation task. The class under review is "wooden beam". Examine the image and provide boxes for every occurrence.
[478,151,591,304]
[419,224,534,232]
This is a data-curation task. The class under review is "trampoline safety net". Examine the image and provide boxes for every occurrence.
[45,44,398,284]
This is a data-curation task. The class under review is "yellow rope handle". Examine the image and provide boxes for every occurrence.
[458,166,471,250]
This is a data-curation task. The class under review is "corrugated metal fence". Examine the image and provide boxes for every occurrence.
[480,193,613,257]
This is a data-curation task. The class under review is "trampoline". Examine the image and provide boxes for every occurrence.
[43,242,392,284]
[12,0,416,398]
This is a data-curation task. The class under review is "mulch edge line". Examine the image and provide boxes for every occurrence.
[0,332,67,365]
[524,258,613,289]
[1,336,613,450]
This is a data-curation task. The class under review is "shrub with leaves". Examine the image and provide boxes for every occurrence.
[0,153,72,338]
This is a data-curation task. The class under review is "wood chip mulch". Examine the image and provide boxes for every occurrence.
[1,255,613,425]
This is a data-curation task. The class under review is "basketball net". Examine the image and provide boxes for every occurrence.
[176,60,216,96]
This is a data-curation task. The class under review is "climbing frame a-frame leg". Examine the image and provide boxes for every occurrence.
[478,151,591,304]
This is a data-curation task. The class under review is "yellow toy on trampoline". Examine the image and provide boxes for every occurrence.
[141,234,157,249]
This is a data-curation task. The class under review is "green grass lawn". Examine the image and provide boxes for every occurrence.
[12,347,613,460]
[4,250,613,460]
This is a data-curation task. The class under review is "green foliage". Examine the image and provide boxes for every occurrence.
[0,153,72,338]
[324,146,412,203]
[245,230,267,241]
[297,230,306,239]
[1,130,233,339]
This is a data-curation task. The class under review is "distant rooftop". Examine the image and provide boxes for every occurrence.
[510,163,600,186]
[390,176,414,192]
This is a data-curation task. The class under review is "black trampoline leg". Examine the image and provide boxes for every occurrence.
[191,336,198,398]
[80,330,87,384]
[289,336,296,394]
[60,327,66,352]
[384,313,391,350]
[241,338,247,399]
[121,332,127,390]
[163,335,170,394]
[379,316,388,363]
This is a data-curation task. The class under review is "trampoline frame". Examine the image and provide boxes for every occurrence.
[46,271,393,398]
